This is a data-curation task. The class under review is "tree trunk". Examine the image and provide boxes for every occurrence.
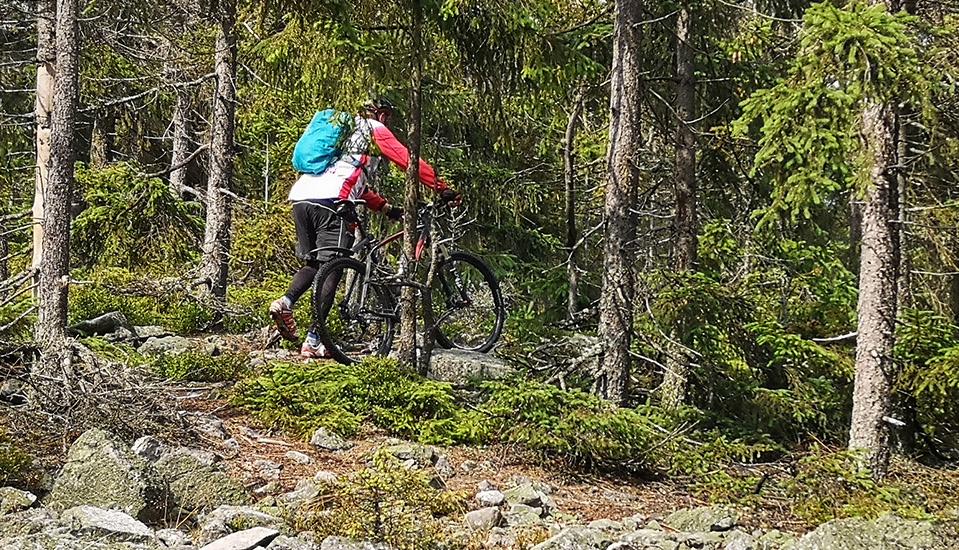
[32,0,56,287]
[848,100,900,479]
[89,110,114,168]
[35,0,79,376]
[848,194,863,274]
[565,91,584,321]
[593,0,643,404]
[170,86,194,198]
[200,0,236,301]
[661,3,698,411]
[397,0,424,371]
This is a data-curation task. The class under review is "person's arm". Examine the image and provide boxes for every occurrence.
[359,187,387,211]
[370,123,450,192]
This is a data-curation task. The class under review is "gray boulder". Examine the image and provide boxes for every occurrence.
[531,526,609,549]
[787,514,948,550]
[476,490,506,508]
[0,508,58,538]
[153,447,249,516]
[310,428,353,451]
[45,429,165,521]
[665,505,738,533]
[268,534,320,550]
[157,528,192,547]
[616,528,675,549]
[200,526,279,550]
[465,507,503,531]
[285,451,312,465]
[131,436,167,462]
[0,488,37,515]
[139,335,194,355]
[196,505,283,546]
[427,349,514,385]
[69,311,132,337]
[60,505,154,543]
[503,482,544,508]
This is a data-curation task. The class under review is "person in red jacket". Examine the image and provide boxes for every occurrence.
[271,98,461,358]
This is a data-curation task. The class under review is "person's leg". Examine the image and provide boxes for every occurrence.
[303,208,355,356]
[271,202,322,340]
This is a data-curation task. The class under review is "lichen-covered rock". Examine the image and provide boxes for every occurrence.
[0,508,57,539]
[284,451,312,465]
[310,428,353,451]
[465,507,503,531]
[156,527,192,547]
[0,488,37,515]
[476,490,506,508]
[153,447,249,516]
[60,505,154,543]
[45,429,165,521]
[665,505,739,533]
[427,350,514,385]
[530,526,609,549]
[503,483,544,508]
[196,505,283,546]
[723,529,757,550]
[787,514,948,550]
[0,532,155,550]
[200,526,279,550]
[139,335,194,355]
[378,442,437,467]
[268,533,320,550]
[617,528,674,548]
[757,529,795,549]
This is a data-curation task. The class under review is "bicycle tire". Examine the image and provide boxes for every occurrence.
[314,256,397,365]
[431,251,505,353]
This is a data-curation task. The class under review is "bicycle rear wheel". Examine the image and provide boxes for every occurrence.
[431,251,505,353]
[314,257,397,365]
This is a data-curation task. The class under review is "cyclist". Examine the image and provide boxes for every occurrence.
[270,98,461,359]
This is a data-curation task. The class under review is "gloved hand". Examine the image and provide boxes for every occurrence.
[440,188,463,206]
[385,203,404,221]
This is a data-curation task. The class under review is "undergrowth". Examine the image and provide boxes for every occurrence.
[83,338,248,382]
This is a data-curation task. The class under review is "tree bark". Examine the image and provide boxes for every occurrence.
[32,0,56,288]
[661,3,698,410]
[200,0,236,301]
[397,0,424,371]
[170,87,195,198]
[564,91,584,321]
[593,0,643,404]
[35,0,79,376]
[848,100,900,479]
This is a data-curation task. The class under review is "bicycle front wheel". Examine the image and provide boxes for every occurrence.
[431,251,505,353]
[314,257,397,365]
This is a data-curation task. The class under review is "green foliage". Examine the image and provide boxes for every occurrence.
[294,455,468,550]
[153,351,249,382]
[230,204,300,281]
[0,296,36,342]
[735,1,930,224]
[73,163,202,270]
[233,357,483,444]
[69,268,213,334]
[0,431,32,486]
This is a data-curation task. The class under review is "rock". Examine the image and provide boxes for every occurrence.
[0,488,36,514]
[188,413,232,442]
[133,325,171,341]
[45,429,164,521]
[69,311,131,337]
[139,335,194,355]
[131,436,167,463]
[104,326,136,344]
[476,490,506,507]
[502,505,544,528]
[620,514,647,531]
[284,451,312,465]
[0,508,58,538]
[310,428,352,451]
[723,529,756,550]
[427,349,514,385]
[319,537,393,550]
[253,460,282,481]
[465,507,503,531]
[61,505,154,542]
[378,442,436,467]
[788,513,948,550]
[279,472,337,507]
[665,505,738,533]
[503,482,544,508]
[154,447,249,516]
[618,528,673,548]
[433,454,454,478]
[196,505,283,546]
[756,529,795,549]
[587,518,623,532]
[200,527,279,550]
[269,534,320,549]
[157,528,192,547]
[477,480,496,492]
[679,531,725,549]
[530,526,608,549]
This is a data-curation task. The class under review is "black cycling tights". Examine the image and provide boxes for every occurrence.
[284,261,320,305]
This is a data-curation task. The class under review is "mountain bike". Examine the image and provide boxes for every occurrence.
[311,198,505,365]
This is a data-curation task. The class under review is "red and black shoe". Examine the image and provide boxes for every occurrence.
[269,299,298,342]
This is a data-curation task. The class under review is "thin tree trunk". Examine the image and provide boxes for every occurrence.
[661,3,698,410]
[35,0,79,377]
[32,0,55,288]
[89,109,114,168]
[564,91,584,321]
[170,88,194,198]
[0,232,8,282]
[849,101,900,479]
[848,194,863,274]
[593,0,643,404]
[398,0,424,371]
[200,0,236,301]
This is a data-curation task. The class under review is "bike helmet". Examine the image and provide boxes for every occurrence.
[363,97,398,118]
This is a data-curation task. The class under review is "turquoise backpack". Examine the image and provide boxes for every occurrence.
[291,109,355,174]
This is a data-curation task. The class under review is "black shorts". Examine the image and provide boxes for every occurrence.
[292,201,354,262]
